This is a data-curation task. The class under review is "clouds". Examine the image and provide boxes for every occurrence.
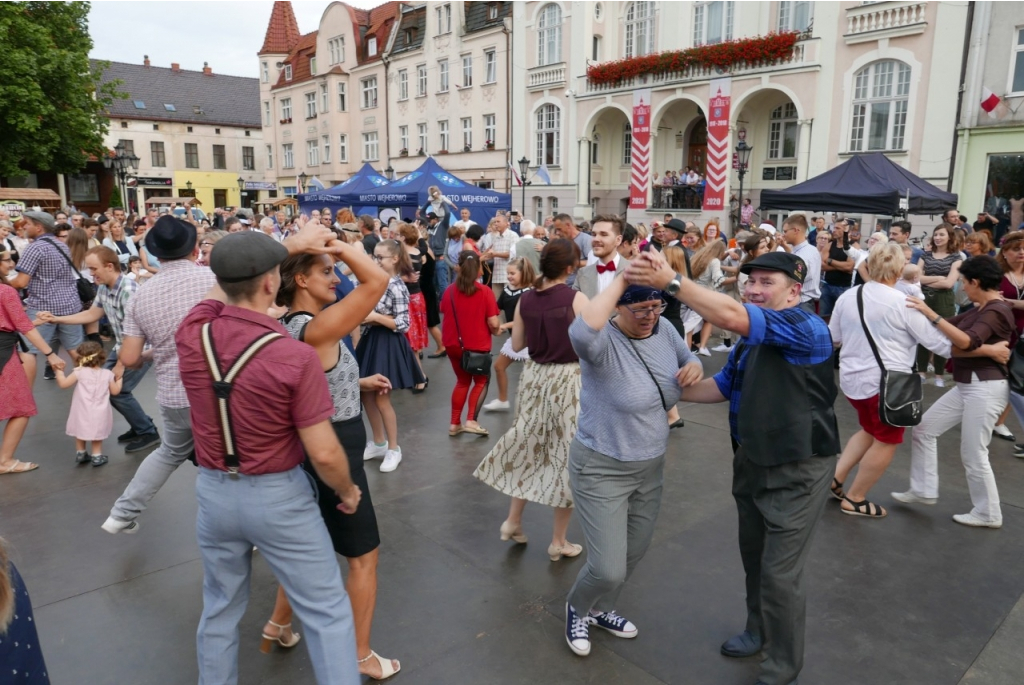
[87,1,374,78]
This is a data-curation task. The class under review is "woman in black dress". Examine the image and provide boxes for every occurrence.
[419,223,447,357]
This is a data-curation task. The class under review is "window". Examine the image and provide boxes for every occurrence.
[398,69,409,100]
[133,100,145,109]
[592,36,601,62]
[284,64,292,80]
[337,82,347,111]
[368,37,377,56]
[405,28,418,43]
[305,92,317,118]
[534,197,544,225]
[283,143,294,169]
[418,123,428,152]
[537,4,562,66]
[363,132,379,161]
[339,134,348,162]
[242,146,255,170]
[281,98,292,121]
[548,197,558,216]
[310,57,317,75]
[484,50,497,83]
[439,60,449,92]
[849,60,911,152]
[212,145,226,169]
[488,3,499,20]
[361,76,378,108]
[462,55,473,87]
[399,125,409,151]
[163,103,176,112]
[484,114,496,144]
[121,121,128,128]
[322,135,331,164]
[622,122,633,165]
[263,101,270,126]
[625,2,655,58]
[153,124,160,131]
[462,117,472,149]
[535,104,561,166]
[693,1,733,46]
[150,141,165,167]
[436,3,452,34]
[118,139,135,158]
[261,61,269,82]
[320,84,329,113]
[985,154,1024,213]
[778,1,812,32]
[185,143,199,169]
[591,134,599,164]
[439,120,450,151]
[307,139,320,166]
[329,36,345,65]
[1012,27,1024,94]
[417,64,427,96]
[266,144,273,169]
[769,103,798,159]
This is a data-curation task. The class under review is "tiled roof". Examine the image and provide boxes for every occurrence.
[260,1,301,55]
[465,1,511,34]
[357,2,401,65]
[92,60,261,128]
[391,6,425,55]
[272,31,319,89]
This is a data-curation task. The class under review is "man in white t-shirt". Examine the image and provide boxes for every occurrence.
[782,214,821,313]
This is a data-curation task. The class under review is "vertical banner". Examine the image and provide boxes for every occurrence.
[703,78,732,212]
[629,88,652,210]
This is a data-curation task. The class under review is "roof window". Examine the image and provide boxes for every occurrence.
[133,100,146,109]
[164,103,176,111]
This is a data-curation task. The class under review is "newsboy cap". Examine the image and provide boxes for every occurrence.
[209,231,289,283]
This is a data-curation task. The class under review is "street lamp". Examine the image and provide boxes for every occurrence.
[185,180,192,191]
[517,156,531,217]
[298,171,308,193]
[385,165,394,181]
[103,144,140,212]
[735,129,753,230]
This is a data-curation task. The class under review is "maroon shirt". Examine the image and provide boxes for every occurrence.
[176,300,334,475]
[948,299,1015,384]
[999,275,1024,336]
[519,283,579,365]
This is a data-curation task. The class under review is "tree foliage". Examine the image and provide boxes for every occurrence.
[109,183,123,209]
[0,2,121,177]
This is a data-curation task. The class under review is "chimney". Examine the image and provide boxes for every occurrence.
[144,55,150,67]
[202,61,212,76]
[171,62,180,72]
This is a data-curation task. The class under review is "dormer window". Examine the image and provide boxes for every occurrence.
[284,64,293,80]
[310,57,317,75]
[368,36,378,56]
[405,27,417,43]
[488,3,499,20]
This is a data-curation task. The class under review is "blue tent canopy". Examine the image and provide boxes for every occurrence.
[297,163,391,216]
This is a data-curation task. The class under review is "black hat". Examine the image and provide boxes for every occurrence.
[740,252,807,283]
[96,215,110,226]
[210,231,289,283]
[663,218,687,235]
[145,215,197,260]
[426,212,439,220]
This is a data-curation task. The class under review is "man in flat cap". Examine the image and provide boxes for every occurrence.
[627,250,839,685]
[176,231,362,685]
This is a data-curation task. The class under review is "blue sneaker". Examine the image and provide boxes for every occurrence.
[588,610,638,638]
[565,603,591,656]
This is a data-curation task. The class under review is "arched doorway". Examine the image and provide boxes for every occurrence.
[688,117,708,174]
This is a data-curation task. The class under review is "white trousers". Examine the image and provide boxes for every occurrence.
[909,377,1007,523]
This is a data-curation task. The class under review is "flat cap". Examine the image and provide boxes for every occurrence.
[22,211,55,231]
[210,231,289,283]
[740,251,807,284]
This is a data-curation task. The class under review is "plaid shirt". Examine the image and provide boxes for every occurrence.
[123,260,217,408]
[713,305,834,443]
[15,237,81,316]
[369,275,410,333]
[93,275,138,354]
[489,229,517,285]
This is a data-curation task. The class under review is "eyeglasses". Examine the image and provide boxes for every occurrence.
[200,242,214,248]
[625,302,667,319]
[372,254,384,261]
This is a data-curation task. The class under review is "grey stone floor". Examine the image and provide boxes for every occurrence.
[4,346,1024,684]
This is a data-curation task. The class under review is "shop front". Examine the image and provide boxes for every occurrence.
[129,176,174,212]
[172,171,243,211]
[954,125,1024,226]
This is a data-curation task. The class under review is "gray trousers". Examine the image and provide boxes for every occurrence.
[733,447,833,685]
[110,405,194,522]
[566,439,665,616]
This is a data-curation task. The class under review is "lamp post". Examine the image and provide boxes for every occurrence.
[237,176,246,208]
[103,142,140,212]
[735,129,753,229]
[517,156,531,217]
[298,171,308,194]
[385,165,394,181]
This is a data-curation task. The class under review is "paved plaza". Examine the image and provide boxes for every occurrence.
[4,350,1024,684]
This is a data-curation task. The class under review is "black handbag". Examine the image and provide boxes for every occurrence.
[41,236,96,305]
[1008,336,1024,396]
[856,286,923,427]
[448,289,492,375]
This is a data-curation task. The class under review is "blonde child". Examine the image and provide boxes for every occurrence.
[483,258,535,411]
[895,263,924,299]
[55,341,122,466]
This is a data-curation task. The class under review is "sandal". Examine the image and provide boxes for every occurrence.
[448,425,464,437]
[462,423,489,436]
[841,496,887,518]
[830,478,846,501]
[427,349,447,358]
[0,460,38,475]
[260,620,301,653]
[358,650,401,680]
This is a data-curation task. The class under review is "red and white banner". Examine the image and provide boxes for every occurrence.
[703,78,732,212]
[629,88,652,210]
[981,87,1008,120]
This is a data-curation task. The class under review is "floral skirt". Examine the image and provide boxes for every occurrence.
[473,360,580,508]
[405,292,428,351]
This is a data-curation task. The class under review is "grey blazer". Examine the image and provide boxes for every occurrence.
[572,256,630,299]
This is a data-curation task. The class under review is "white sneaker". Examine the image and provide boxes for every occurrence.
[890,490,938,505]
[483,399,510,412]
[380,448,402,473]
[101,516,140,535]
[364,441,388,461]
[953,512,1002,529]
[711,344,730,352]
[932,377,946,388]
[697,347,711,357]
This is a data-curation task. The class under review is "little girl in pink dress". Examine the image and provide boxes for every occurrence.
[55,341,123,466]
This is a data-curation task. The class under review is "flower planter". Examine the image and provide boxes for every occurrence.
[437,150,449,155]
[399,149,409,157]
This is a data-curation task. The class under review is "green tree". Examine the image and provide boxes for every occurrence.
[0,2,121,177]
[109,183,123,209]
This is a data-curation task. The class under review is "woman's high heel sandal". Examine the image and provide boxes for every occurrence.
[499,520,527,544]
[359,650,401,680]
[260,620,301,653]
[547,542,583,562]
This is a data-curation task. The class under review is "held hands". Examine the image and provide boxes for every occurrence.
[359,374,392,395]
[336,484,362,514]
[34,311,56,325]
[676,361,704,388]
[285,221,336,256]
[623,250,677,290]
[48,354,66,373]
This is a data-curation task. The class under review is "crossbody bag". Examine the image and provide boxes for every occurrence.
[40,236,95,305]
[448,289,492,375]
[856,286,923,427]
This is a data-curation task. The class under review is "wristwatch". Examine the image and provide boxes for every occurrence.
[664,272,683,297]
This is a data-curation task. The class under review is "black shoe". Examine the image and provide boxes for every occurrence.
[75,450,91,465]
[427,350,447,358]
[411,378,429,394]
[117,429,139,443]
[91,454,109,467]
[43,364,55,380]
[125,432,161,453]
[721,630,762,658]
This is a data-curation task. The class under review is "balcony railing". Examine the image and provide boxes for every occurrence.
[528,63,566,90]
[845,2,927,41]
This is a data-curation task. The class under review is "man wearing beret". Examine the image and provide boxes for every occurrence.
[176,231,362,685]
[627,250,839,685]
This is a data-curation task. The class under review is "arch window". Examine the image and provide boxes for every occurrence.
[622,122,633,165]
[849,60,911,152]
[768,103,798,159]
[536,104,561,166]
[625,2,655,58]
[537,4,562,66]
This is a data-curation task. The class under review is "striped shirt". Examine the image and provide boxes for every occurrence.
[569,315,699,461]
[93,275,138,354]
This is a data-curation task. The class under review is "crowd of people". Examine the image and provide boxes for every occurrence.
[2,195,1023,685]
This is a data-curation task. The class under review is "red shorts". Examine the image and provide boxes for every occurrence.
[847,394,905,444]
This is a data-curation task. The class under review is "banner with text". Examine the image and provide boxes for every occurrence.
[703,78,732,212]
[629,88,652,210]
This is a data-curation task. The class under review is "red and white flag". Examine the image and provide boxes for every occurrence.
[508,162,522,186]
[981,88,1008,119]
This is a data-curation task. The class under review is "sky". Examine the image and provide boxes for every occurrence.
[88,0,379,79]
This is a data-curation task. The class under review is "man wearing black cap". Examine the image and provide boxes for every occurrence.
[626,250,839,685]
[176,231,362,684]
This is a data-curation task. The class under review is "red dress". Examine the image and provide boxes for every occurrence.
[0,284,38,420]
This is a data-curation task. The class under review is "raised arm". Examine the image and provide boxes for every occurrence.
[304,243,389,351]
[580,273,628,331]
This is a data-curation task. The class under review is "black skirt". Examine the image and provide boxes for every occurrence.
[421,253,441,328]
[302,415,380,558]
[356,325,426,389]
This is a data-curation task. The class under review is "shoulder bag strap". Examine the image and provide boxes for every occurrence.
[448,288,465,348]
[856,285,887,373]
[614,323,669,411]
[39,236,85,279]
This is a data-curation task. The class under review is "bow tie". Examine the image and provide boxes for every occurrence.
[596,261,616,275]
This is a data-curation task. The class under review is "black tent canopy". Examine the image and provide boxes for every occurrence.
[759,153,957,215]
